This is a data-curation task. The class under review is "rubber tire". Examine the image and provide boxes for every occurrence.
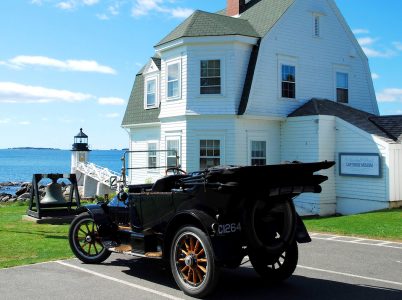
[250,240,298,283]
[69,212,111,264]
[244,198,297,254]
[170,226,220,298]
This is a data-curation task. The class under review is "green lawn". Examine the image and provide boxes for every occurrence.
[304,208,402,241]
[0,203,73,269]
[0,203,401,269]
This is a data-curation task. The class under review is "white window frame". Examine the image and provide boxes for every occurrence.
[198,56,225,97]
[333,65,350,104]
[277,55,298,101]
[250,140,267,166]
[199,139,221,170]
[166,136,181,168]
[336,72,349,104]
[144,76,159,109]
[166,60,181,100]
[147,142,158,171]
[200,59,222,95]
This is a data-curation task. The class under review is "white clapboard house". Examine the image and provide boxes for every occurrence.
[122,0,402,215]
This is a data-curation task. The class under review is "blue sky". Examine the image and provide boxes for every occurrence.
[0,0,401,150]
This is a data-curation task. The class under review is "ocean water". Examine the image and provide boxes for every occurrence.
[0,149,125,192]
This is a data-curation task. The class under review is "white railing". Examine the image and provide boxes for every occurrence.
[76,162,121,186]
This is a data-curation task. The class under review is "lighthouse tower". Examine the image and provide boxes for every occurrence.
[71,128,90,175]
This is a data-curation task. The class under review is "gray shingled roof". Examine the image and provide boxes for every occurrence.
[370,115,402,143]
[219,0,295,37]
[155,10,259,47]
[121,69,160,127]
[289,99,401,144]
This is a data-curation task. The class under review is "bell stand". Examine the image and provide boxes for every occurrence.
[27,173,81,219]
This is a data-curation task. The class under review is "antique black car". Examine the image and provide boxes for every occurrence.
[69,161,334,298]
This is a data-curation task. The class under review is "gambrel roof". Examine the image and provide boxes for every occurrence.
[156,0,295,47]
[123,0,296,126]
[289,99,402,144]
[121,61,161,127]
[156,10,259,47]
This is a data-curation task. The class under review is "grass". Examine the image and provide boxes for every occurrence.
[0,203,73,269]
[304,208,402,242]
[0,203,401,269]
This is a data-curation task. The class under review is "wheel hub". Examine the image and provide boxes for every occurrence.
[85,235,93,243]
[184,254,196,267]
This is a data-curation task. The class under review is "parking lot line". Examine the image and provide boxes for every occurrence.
[56,261,185,300]
[298,265,402,287]
[311,235,402,250]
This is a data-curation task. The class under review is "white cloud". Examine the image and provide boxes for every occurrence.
[105,113,120,118]
[357,37,376,46]
[98,97,125,105]
[361,47,395,58]
[393,42,402,51]
[131,0,193,19]
[376,88,402,102]
[353,29,369,35]
[3,55,116,74]
[0,118,11,124]
[56,0,99,10]
[18,121,31,126]
[371,73,379,80]
[96,13,110,20]
[31,0,44,5]
[0,82,94,104]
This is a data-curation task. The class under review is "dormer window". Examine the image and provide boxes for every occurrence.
[144,76,159,109]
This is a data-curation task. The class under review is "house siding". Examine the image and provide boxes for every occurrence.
[245,0,378,117]
[128,125,162,184]
[280,116,321,215]
[186,42,253,116]
[335,119,389,214]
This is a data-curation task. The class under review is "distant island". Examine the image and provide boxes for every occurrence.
[6,147,62,150]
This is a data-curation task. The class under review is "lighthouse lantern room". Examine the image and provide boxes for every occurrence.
[71,128,90,174]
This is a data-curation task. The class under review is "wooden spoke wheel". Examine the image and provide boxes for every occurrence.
[69,212,111,264]
[170,226,220,298]
[250,240,298,283]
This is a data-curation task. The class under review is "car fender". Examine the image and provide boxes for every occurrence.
[295,213,311,243]
[77,204,116,236]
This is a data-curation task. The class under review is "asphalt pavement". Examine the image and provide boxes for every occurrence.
[1,234,401,300]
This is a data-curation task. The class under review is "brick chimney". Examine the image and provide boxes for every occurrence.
[227,0,246,16]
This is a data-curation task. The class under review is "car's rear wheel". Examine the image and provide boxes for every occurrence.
[244,198,297,254]
[69,212,111,264]
[249,240,298,283]
[170,226,220,298]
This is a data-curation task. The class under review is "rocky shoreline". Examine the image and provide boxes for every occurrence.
[0,182,82,203]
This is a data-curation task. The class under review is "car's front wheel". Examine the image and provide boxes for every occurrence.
[170,226,220,298]
[69,212,111,264]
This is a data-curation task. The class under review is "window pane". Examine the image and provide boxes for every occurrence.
[148,143,157,168]
[167,139,179,167]
[336,72,348,89]
[251,141,266,166]
[200,139,221,169]
[168,81,179,98]
[200,60,221,95]
[337,88,348,103]
[168,64,179,81]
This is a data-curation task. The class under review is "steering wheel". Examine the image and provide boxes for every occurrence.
[165,167,187,176]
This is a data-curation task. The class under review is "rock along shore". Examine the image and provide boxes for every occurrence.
[0,182,83,203]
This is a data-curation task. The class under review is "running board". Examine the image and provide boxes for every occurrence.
[108,246,163,259]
